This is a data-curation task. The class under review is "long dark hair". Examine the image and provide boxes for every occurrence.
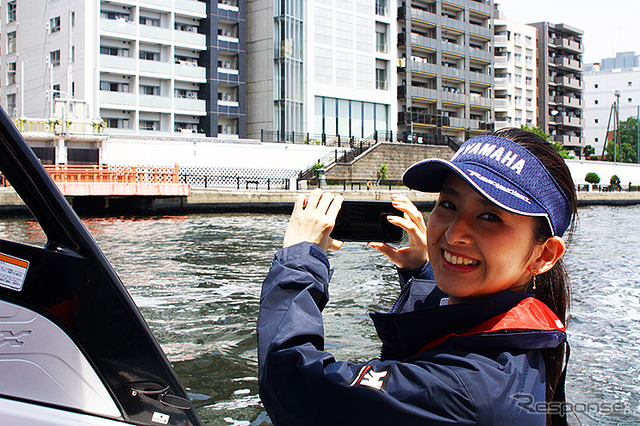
[490,128,577,417]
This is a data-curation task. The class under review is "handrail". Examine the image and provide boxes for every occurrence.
[42,164,180,184]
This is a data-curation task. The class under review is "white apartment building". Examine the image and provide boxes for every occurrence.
[584,52,640,156]
[1,0,208,135]
[493,17,537,129]
[247,0,397,142]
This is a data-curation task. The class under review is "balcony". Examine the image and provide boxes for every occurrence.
[409,33,439,51]
[554,134,582,146]
[100,18,136,37]
[494,98,509,109]
[139,25,172,42]
[554,96,582,108]
[139,60,172,75]
[554,57,584,72]
[174,0,207,18]
[494,56,508,67]
[174,63,206,81]
[174,30,206,48]
[100,55,136,72]
[174,97,206,113]
[469,94,492,109]
[551,37,583,53]
[494,77,510,89]
[139,95,172,109]
[140,0,172,6]
[554,75,584,91]
[99,91,136,107]
[551,115,583,128]
[494,35,508,45]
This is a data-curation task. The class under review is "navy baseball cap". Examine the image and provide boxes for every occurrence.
[402,135,572,236]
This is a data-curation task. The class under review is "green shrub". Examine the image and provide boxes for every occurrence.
[585,172,600,184]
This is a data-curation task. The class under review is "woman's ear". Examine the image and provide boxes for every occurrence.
[531,236,566,274]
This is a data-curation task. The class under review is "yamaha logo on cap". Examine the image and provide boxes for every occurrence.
[402,135,573,236]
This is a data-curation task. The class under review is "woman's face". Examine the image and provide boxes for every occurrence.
[427,173,543,303]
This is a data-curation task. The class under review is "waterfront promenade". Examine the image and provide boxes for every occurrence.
[2,186,640,214]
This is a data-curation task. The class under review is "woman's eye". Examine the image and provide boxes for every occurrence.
[438,200,455,210]
[480,212,502,222]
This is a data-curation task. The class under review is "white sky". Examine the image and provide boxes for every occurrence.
[495,0,640,63]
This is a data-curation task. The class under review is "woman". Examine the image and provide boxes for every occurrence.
[257,128,576,425]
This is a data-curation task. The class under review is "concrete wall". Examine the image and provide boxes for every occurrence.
[566,159,640,186]
[326,142,454,181]
[102,135,341,169]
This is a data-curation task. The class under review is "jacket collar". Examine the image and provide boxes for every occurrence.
[370,279,565,361]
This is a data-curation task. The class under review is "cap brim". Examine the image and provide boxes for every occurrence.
[403,159,549,220]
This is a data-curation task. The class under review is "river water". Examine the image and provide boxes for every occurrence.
[0,205,639,425]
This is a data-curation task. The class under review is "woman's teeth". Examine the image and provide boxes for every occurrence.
[444,250,479,266]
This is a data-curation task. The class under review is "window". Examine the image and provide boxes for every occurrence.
[629,81,633,86]
[52,84,61,99]
[140,16,160,27]
[50,50,61,67]
[71,11,75,27]
[376,31,387,53]
[140,85,159,96]
[139,51,157,61]
[375,0,386,16]
[7,94,16,116]
[594,100,598,104]
[7,62,16,85]
[595,119,599,123]
[375,67,387,90]
[7,1,16,23]
[629,98,633,103]
[71,46,75,63]
[50,16,61,33]
[139,120,158,131]
[7,31,16,54]
[594,84,598,88]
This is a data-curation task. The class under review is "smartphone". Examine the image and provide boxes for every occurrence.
[330,200,404,243]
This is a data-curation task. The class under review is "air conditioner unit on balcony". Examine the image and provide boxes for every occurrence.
[224,61,231,69]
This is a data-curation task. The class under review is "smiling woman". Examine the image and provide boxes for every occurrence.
[257,128,578,426]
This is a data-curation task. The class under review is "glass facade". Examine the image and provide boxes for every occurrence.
[274,0,303,133]
[315,96,389,138]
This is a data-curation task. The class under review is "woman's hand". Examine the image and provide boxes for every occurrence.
[368,195,428,270]
[283,188,344,252]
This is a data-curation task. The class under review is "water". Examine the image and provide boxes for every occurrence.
[0,206,639,425]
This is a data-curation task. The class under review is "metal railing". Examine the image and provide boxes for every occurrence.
[180,174,291,190]
[43,164,180,184]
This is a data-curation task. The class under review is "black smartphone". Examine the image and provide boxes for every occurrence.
[330,200,404,243]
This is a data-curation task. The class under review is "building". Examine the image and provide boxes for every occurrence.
[584,52,640,156]
[0,0,246,142]
[530,21,584,154]
[246,0,398,143]
[492,12,537,129]
[397,0,495,146]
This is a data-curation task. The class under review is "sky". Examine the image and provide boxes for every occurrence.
[494,0,640,64]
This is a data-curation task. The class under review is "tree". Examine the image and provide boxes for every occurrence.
[520,125,573,159]
[585,172,600,184]
[604,117,639,163]
[610,174,621,189]
[583,145,595,158]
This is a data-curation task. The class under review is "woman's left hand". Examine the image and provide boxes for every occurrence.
[283,188,344,252]
[368,195,428,270]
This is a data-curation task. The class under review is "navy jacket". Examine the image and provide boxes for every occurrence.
[257,242,566,425]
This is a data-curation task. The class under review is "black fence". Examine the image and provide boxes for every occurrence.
[302,179,405,191]
[179,166,298,190]
[261,130,396,146]
[181,174,291,190]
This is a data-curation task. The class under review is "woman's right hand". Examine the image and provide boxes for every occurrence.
[283,188,344,252]
[368,195,428,270]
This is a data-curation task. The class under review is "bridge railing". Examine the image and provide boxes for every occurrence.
[43,164,180,184]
